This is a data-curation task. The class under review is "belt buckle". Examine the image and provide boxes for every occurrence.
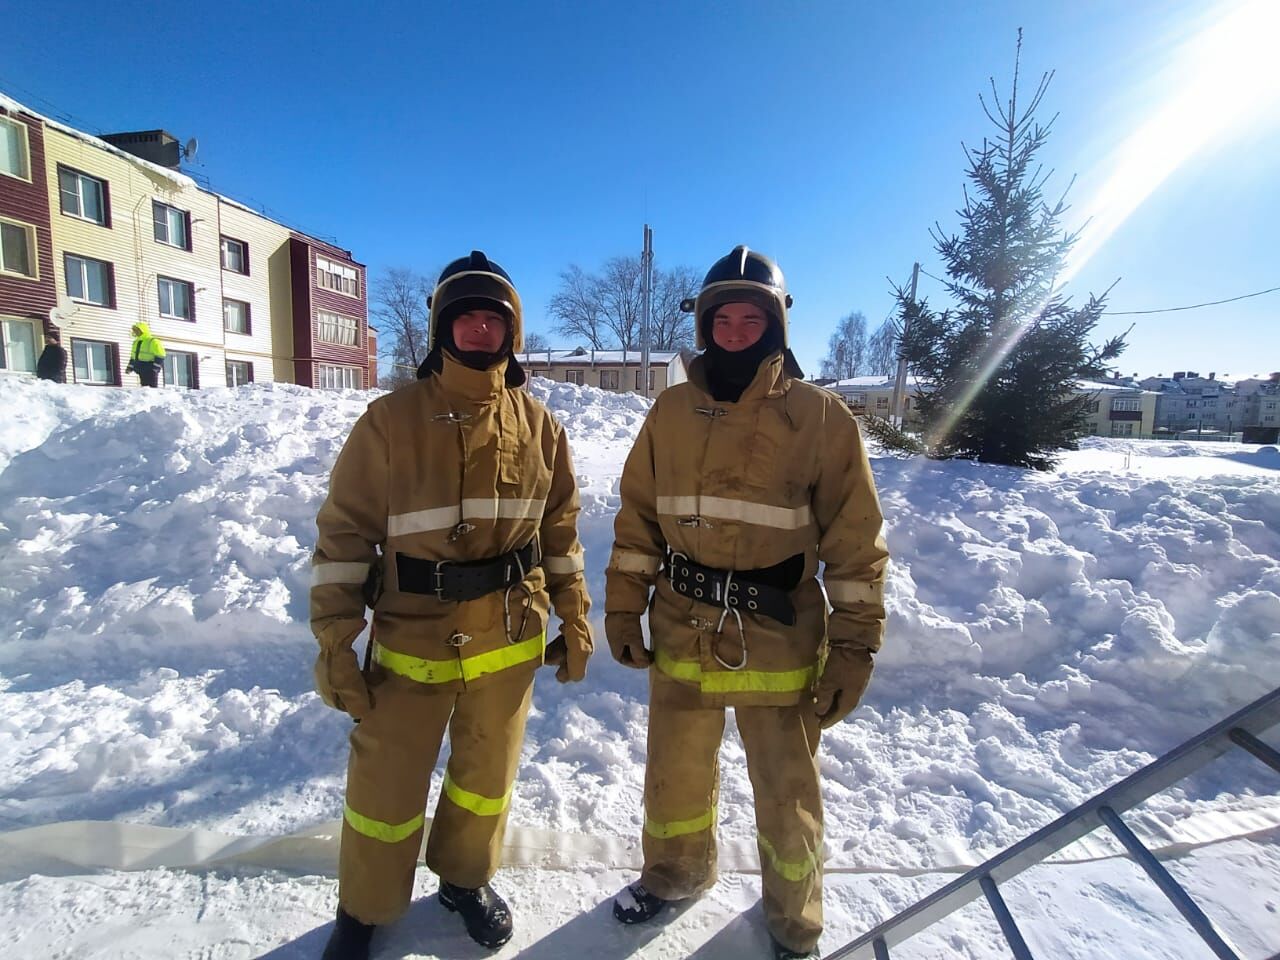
[446,631,472,647]
[434,559,451,601]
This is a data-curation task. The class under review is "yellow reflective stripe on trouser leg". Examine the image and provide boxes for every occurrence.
[653,648,819,695]
[644,806,716,840]
[374,633,546,684]
[343,803,425,844]
[442,769,513,817]
[758,833,822,882]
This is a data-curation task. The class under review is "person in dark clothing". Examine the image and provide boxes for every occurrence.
[36,331,67,383]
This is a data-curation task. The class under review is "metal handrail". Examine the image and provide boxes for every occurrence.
[824,686,1280,960]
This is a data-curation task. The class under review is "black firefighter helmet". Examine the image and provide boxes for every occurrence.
[426,250,524,354]
[681,245,794,351]
[419,250,527,383]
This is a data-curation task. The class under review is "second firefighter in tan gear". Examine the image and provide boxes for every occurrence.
[606,246,888,959]
[311,251,592,959]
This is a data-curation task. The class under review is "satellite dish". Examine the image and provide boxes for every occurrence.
[183,137,199,162]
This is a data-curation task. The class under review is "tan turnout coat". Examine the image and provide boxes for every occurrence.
[607,351,888,706]
[311,353,590,690]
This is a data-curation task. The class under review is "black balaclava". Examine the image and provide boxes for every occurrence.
[439,297,514,372]
[700,311,784,403]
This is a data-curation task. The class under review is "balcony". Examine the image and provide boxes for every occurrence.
[1109,409,1143,421]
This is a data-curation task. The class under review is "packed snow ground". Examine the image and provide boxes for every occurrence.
[0,376,1277,959]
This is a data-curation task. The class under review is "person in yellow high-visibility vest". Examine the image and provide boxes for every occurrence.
[126,322,166,387]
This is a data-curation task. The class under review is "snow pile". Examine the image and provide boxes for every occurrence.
[0,375,1278,958]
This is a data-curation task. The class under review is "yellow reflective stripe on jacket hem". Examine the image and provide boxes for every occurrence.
[388,498,548,536]
[824,578,885,605]
[374,633,545,684]
[656,495,811,530]
[442,769,512,817]
[758,833,822,882]
[311,561,371,587]
[609,548,662,575]
[645,807,715,839]
[343,803,424,844]
[654,648,818,694]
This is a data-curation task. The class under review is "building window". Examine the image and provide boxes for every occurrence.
[316,363,361,389]
[565,369,584,385]
[152,200,190,249]
[1087,400,1100,414]
[71,338,117,385]
[634,368,656,391]
[58,167,109,225]
[220,237,248,274]
[226,360,253,386]
[317,309,359,346]
[316,255,359,296]
[1185,399,1198,408]
[1110,422,1135,437]
[0,218,37,278]
[0,117,31,180]
[848,393,867,407]
[1187,413,1197,420]
[876,396,889,408]
[1112,398,1141,412]
[0,318,37,373]
[158,276,194,320]
[65,253,114,306]
[600,369,619,390]
[224,298,251,335]
[162,351,198,389]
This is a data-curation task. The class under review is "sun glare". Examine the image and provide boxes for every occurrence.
[1065,0,1280,281]
[922,0,1280,452]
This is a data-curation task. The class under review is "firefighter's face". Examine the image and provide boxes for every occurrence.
[453,310,507,353]
[712,302,768,352]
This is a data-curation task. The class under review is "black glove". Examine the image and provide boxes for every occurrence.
[125,360,136,374]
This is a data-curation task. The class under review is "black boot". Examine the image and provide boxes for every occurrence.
[438,880,514,949]
[769,935,820,959]
[612,881,670,924]
[321,906,375,960]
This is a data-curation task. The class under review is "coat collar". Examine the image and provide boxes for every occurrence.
[438,351,508,402]
[689,349,793,403]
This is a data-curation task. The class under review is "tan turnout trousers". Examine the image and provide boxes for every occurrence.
[640,671,824,951]
[339,669,534,924]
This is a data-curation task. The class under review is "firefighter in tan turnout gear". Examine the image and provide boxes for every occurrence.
[311,251,593,960]
[606,246,889,960]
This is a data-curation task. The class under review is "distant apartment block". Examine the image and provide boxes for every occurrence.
[1138,370,1280,441]
[825,374,924,426]
[0,92,374,389]
[515,348,687,397]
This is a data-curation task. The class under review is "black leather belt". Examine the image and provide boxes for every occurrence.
[396,541,538,602]
[665,549,801,626]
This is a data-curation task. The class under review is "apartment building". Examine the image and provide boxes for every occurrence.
[826,375,924,426]
[824,374,1158,438]
[0,92,373,389]
[515,348,686,397]
[1077,378,1159,438]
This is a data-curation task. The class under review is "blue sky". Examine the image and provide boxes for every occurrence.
[6,0,1278,379]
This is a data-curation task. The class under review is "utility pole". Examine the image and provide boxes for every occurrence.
[640,224,654,399]
[890,262,920,427]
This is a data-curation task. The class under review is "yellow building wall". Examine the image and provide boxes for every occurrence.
[43,126,227,387]
[217,199,293,384]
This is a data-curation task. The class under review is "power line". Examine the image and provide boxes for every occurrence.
[1105,285,1280,315]
[916,268,1279,316]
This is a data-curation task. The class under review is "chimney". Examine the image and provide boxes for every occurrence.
[1209,372,1216,380]
[101,130,182,169]
[1173,372,1185,380]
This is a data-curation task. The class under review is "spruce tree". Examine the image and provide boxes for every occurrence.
[898,32,1125,471]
